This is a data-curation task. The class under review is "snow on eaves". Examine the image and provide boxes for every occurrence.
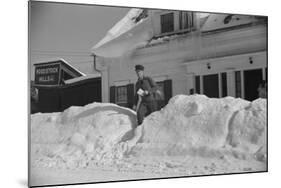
[91,8,153,58]
[200,14,258,32]
[64,74,101,84]
[93,9,148,50]
[137,33,189,49]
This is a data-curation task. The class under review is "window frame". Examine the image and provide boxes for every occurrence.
[195,72,228,98]
[115,85,128,104]
[160,12,175,34]
[235,71,242,98]
[179,11,194,31]
[221,72,228,97]
[156,81,165,100]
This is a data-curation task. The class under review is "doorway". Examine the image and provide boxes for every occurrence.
[203,74,219,98]
[244,69,263,101]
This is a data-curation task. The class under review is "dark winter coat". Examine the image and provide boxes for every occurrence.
[134,76,158,105]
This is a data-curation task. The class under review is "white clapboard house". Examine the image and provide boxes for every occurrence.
[91,9,267,108]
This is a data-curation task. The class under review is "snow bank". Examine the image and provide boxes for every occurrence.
[31,103,137,168]
[31,95,267,169]
[227,98,267,160]
[139,95,266,159]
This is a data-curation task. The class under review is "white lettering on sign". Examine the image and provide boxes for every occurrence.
[36,67,59,75]
[38,75,55,82]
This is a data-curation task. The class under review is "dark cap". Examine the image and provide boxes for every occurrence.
[135,64,144,71]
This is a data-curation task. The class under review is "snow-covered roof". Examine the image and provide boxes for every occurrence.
[136,13,261,48]
[93,9,145,49]
[64,74,101,84]
[201,14,258,32]
[92,10,262,54]
[199,13,210,18]
[91,9,154,57]
[34,58,86,76]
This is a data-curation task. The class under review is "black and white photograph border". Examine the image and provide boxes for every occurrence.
[1,1,280,187]
[28,0,268,187]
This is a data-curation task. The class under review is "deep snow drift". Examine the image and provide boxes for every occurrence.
[30,95,267,185]
[140,95,266,158]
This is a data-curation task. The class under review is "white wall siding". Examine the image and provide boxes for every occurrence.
[98,21,266,102]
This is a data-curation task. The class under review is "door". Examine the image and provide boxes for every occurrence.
[203,74,219,98]
[244,69,263,101]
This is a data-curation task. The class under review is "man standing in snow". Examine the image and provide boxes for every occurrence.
[133,64,158,125]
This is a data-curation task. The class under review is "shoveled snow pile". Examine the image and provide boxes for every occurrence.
[30,95,267,172]
[31,103,137,168]
[138,95,266,161]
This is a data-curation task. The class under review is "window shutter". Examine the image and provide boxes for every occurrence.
[195,76,200,94]
[127,84,134,109]
[164,79,172,104]
[110,86,116,103]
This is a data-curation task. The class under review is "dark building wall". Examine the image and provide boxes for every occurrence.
[33,77,101,113]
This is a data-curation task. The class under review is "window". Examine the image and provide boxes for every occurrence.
[243,69,263,101]
[179,11,194,30]
[203,74,219,98]
[265,67,267,82]
[161,13,174,33]
[235,71,242,98]
[156,81,166,109]
[195,76,201,94]
[221,72,227,97]
[116,86,127,103]
[157,81,165,99]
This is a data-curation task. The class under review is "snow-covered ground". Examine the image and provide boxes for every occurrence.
[29,95,267,187]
